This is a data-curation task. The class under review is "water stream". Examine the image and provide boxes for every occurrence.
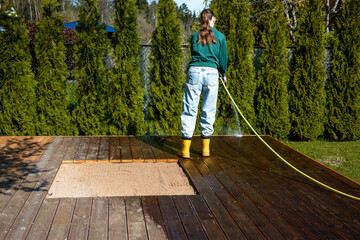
[231,102,242,137]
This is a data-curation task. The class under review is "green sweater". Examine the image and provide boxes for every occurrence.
[189,27,228,76]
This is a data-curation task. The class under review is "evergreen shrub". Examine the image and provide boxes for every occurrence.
[289,0,326,140]
[34,0,72,135]
[148,0,184,135]
[109,0,145,135]
[72,0,109,135]
[213,0,256,135]
[0,3,36,135]
[325,0,360,140]
[254,0,290,139]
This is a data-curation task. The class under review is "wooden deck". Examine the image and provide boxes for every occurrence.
[0,135,360,239]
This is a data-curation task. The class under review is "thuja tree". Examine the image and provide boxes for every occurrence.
[255,0,290,139]
[35,0,71,135]
[147,0,184,135]
[289,0,326,140]
[73,0,109,135]
[0,3,36,135]
[325,0,360,140]
[109,0,145,135]
[210,0,229,37]
[214,0,256,135]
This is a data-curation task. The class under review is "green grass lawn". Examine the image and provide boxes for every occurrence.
[282,139,360,184]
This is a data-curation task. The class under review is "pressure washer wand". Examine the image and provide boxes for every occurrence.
[220,74,227,88]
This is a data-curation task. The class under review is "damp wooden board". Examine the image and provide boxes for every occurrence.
[0,135,360,239]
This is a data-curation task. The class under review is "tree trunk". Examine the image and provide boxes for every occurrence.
[325,0,330,33]
[283,0,297,43]
[325,0,343,33]
[34,1,38,20]
[28,0,33,21]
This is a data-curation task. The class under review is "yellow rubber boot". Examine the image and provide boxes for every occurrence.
[180,139,191,158]
[202,139,210,157]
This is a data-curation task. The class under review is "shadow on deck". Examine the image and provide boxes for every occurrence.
[0,135,359,239]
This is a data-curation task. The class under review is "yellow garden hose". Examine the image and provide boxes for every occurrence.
[219,76,360,201]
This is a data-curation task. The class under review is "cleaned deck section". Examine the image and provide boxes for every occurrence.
[0,135,360,239]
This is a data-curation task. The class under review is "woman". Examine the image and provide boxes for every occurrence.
[180,9,228,158]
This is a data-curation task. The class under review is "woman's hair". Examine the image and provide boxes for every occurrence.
[198,9,217,46]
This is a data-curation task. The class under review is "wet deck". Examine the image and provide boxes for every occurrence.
[0,135,360,239]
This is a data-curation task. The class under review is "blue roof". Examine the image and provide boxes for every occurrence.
[64,21,115,33]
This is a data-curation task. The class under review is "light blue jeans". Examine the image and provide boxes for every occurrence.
[181,66,219,139]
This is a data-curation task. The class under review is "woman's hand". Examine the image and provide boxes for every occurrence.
[223,76,228,88]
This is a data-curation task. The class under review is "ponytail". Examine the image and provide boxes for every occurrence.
[198,9,217,46]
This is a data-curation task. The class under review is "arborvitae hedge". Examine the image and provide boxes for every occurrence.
[210,0,229,38]
[109,0,145,135]
[289,0,326,140]
[35,0,71,135]
[325,0,360,140]
[214,0,256,135]
[148,0,184,135]
[0,4,36,135]
[72,0,109,135]
[255,0,290,139]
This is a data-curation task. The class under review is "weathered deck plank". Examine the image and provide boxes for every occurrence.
[172,195,207,240]
[25,198,59,240]
[109,197,128,240]
[0,135,360,240]
[47,198,76,239]
[88,197,109,240]
[158,196,187,240]
[0,137,60,239]
[138,136,156,162]
[126,196,147,240]
[191,143,302,240]
[67,197,92,240]
[129,136,144,162]
[0,137,42,175]
[86,137,100,162]
[180,158,246,239]
[187,195,227,240]
[74,137,90,162]
[146,136,169,161]
[4,137,68,240]
[142,196,167,240]
[204,155,324,240]
[119,136,132,162]
[109,137,121,162]
[98,137,110,161]
[0,137,51,212]
[62,137,82,163]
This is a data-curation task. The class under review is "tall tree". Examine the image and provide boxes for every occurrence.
[35,0,72,135]
[0,3,36,135]
[214,0,256,135]
[148,0,184,135]
[255,0,290,139]
[72,0,109,135]
[210,0,229,37]
[289,0,326,140]
[109,0,145,135]
[325,0,360,140]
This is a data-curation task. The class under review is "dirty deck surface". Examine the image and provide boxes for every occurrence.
[0,135,360,240]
